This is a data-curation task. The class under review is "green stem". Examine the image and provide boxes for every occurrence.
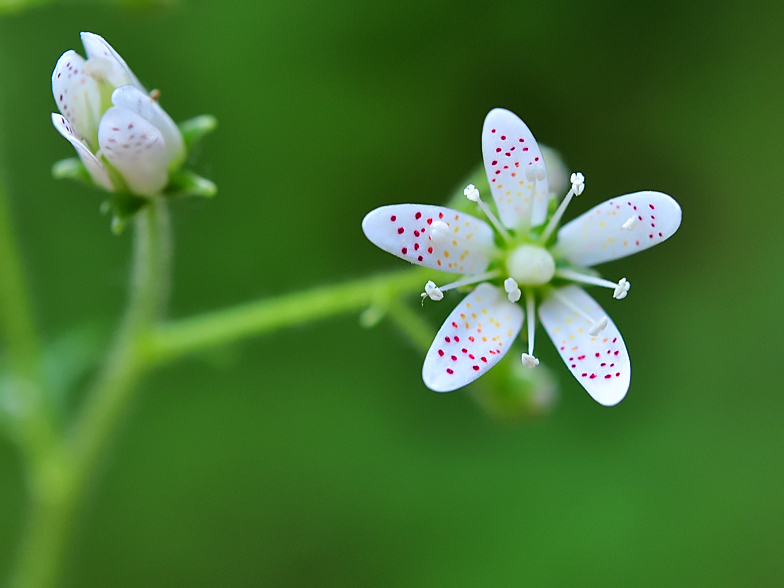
[8,199,170,588]
[68,199,170,486]
[0,170,43,385]
[0,166,58,474]
[144,267,430,366]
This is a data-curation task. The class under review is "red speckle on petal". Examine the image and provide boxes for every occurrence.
[496,148,502,153]
[445,337,451,343]
[590,374,597,379]
[649,204,655,209]
[418,255,423,262]
[451,356,457,361]
[472,365,480,371]
[401,248,407,255]
[595,353,601,357]
[616,372,621,377]
[438,350,444,357]
[454,336,460,342]
[500,135,506,140]
[438,212,444,219]
[446,368,454,374]
[481,357,487,362]
[581,373,588,377]
[397,227,404,234]
[415,212,421,219]
[605,374,612,379]
[414,243,419,251]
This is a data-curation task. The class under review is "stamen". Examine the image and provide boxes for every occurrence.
[464,184,511,243]
[518,163,546,232]
[420,270,501,301]
[551,289,609,334]
[422,280,444,301]
[522,288,538,367]
[539,171,584,244]
[521,353,539,368]
[622,216,638,231]
[504,277,521,303]
[555,268,631,300]
[150,89,161,102]
[613,278,630,300]
[429,220,450,244]
[588,316,608,336]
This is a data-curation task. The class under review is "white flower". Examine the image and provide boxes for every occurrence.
[50,32,185,197]
[362,108,681,406]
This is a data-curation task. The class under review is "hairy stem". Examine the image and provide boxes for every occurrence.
[144,267,431,366]
[8,199,171,588]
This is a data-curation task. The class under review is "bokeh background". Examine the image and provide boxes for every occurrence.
[1,0,783,586]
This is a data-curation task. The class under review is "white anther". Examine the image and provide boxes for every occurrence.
[525,162,546,182]
[613,278,630,300]
[422,280,444,301]
[570,172,585,196]
[503,277,519,293]
[429,220,450,244]
[622,216,639,231]
[464,184,480,202]
[507,288,521,303]
[521,353,539,368]
[588,316,609,336]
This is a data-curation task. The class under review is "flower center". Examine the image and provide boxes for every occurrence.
[507,244,555,286]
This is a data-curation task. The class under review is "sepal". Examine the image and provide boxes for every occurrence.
[468,348,558,422]
[101,192,147,235]
[164,170,217,198]
[52,158,92,185]
[178,114,218,151]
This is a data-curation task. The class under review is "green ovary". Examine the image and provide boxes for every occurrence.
[506,244,555,286]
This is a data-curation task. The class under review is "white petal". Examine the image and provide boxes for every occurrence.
[423,283,524,392]
[538,285,629,406]
[98,107,168,197]
[52,50,102,149]
[482,108,549,229]
[80,32,144,91]
[111,85,185,170]
[362,205,495,275]
[554,191,682,267]
[51,113,114,191]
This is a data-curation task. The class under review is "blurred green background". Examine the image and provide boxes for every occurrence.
[1,0,783,586]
